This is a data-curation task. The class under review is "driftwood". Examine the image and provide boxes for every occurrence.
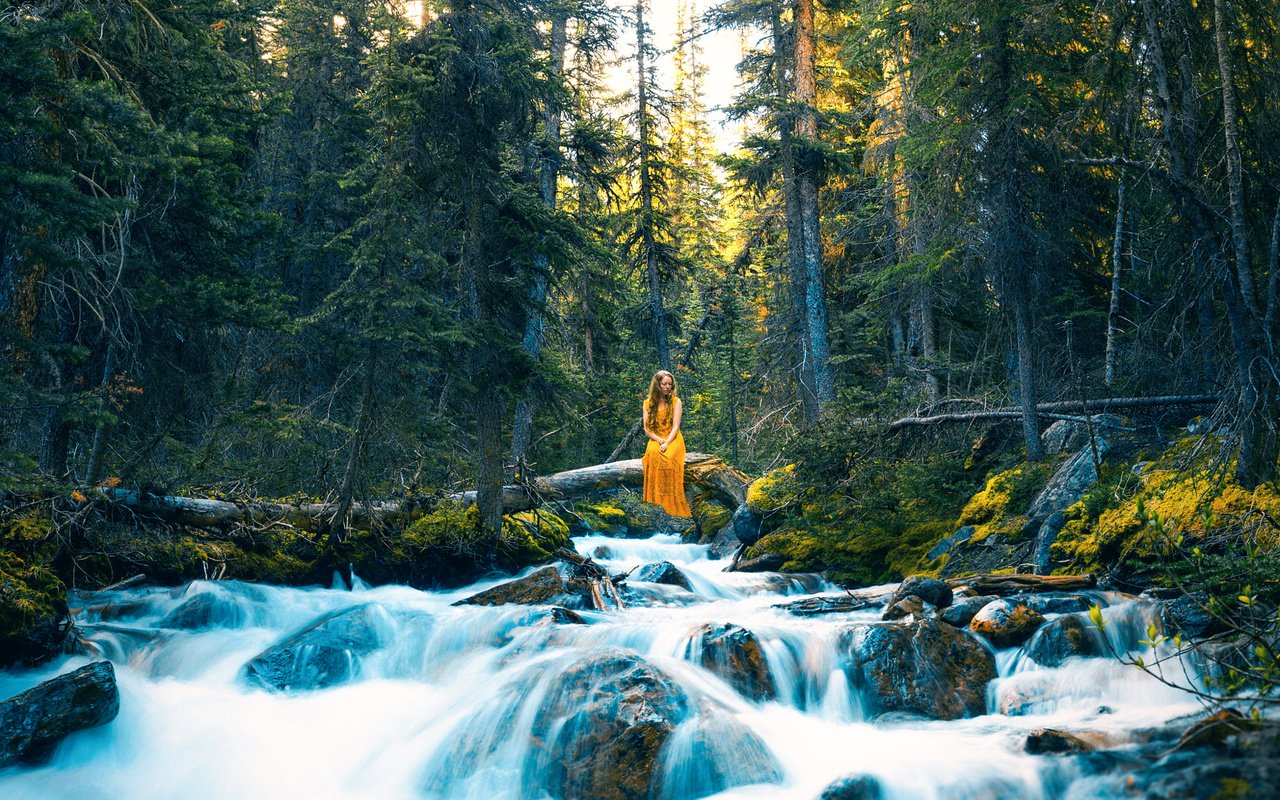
[887,394,1218,432]
[554,548,625,610]
[949,573,1097,595]
[101,452,749,535]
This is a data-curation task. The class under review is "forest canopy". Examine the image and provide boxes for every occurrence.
[3,0,1279,538]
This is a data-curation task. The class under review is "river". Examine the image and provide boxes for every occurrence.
[0,529,1203,799]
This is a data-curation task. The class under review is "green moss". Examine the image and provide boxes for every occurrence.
[573,498,629,535]
[0,548,68,666]
[690,490,732,540]
[746,464,798,514]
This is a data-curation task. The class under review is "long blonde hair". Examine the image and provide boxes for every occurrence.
[645,370,677,425]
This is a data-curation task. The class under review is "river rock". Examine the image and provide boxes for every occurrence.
[455,566,567,606]
[881,596,933,621]
[160,592,246,630]
[887,576,953,609]
[841,619,996,720]
[592,545,615,560]
[0,661,120,766]
[1025,727,1094,754]
[733,552,786,573]
[940,595,998,627]
[1008,592,1091,615]
[632,561,692,591]
[691,623,776,701]
[529,648,780,800]
[244,604,391,692]
[1025,614,1103,666]
[1161,592,1228,640]
[969,600,1045,648]
[819,774,885,800]
[732,502,763,547]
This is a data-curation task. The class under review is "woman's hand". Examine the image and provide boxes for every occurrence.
[658,440,669,454]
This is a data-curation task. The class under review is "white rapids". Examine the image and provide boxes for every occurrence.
[0,530,1204,800]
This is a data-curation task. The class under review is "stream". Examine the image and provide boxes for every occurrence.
[0,529,1205,799]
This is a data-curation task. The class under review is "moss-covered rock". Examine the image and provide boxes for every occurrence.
[0,549,68,668]
[746,465,798,515]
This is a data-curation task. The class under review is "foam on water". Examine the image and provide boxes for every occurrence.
[0,529,1204,799]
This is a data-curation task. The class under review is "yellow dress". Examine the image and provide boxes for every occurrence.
[642,398,692,517]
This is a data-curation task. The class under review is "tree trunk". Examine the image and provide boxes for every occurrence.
[793,0,834,413]
[510,8,569,467]
[328,338,379,541]
[635,0,670,372]
[1212,0,1258,317]
[772,3,817,423]
[1013,295,1043,459]
[1104,182,1125,386]
[86,341,116,485]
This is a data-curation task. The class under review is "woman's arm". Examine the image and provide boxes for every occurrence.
[660,399,683,450]
[643,404,663,443]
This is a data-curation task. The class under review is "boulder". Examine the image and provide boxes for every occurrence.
[881,596,933,622]
[940,595,998,627]
[1025,727,1094,754]
[549,607,586,625]
[731,502,764,547]
[592,545,615,560]
[690,623,776,701]
[1162,592,1229,640]
[841,619,996,720]
[632,561,693,591]
[529,649,780,800]
[887,576,953,609]
[160,592,246,630]
[1025,614,1103,667]
[969,600,1045,648]
[244,603,391,692]
[0,661,120,766]
[926,526,975,561]
[733,552,786,573]
[819,774,885,800]
[1026,439,1109,520]
[705,520,743,558]
[455,566,567,607]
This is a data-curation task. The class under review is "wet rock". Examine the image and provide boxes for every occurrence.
[655,709,783,798]
[926,526,975,561]
[455,566,567,607]
[549,607,585,625]
[819,774,885,800]
[1009,592,1091,615]
[691,623,776,701]
[160,592,246,630]
[1092,720,1280,799]
[841,619,996,720]
[731,503,763,547]
[632,561,692,591]
[1025,614,1103,667]
[592,545,614,560]
[0,661,120,766]
[969,600,1045,648]
[244,604,390,692]
[887,576,953,609]
[531,648,778,800]
[733,552,786,573]
[881,596,933,622]
[1026,438,1110,520]
[1025,727,1094,754]
[940,595,998,627]
[1162,592,1228,640]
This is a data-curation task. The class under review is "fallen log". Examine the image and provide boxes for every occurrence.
[101,452,749,534]
[949,573,1096,595]
[886,394,1218,432]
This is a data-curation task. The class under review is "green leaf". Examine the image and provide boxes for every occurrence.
[1089,604,1106,630]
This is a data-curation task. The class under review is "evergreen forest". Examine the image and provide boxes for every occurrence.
[5,2,1280,785]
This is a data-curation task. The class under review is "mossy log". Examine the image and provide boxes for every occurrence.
[100,452,748,534]
[886,394,1218,432]
[949,573,1096,595]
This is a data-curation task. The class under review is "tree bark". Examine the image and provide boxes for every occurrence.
[510,7,569,467]
[328,338,379,541]
[635,0,670,372]
[100,452,749,532]
[793,0,834,414]
[1104,182,1126,386]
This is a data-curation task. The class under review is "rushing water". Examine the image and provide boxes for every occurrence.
[0,530,1204,800]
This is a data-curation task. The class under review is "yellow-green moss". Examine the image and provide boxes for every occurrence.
[746,464,798,514]
[0,549,67,666]
[573,499,629,535]
[690,491,732,538]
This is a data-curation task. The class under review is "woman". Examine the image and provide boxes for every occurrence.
[641,370,692,518]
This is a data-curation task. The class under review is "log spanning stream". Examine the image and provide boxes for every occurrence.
[0,528,1207,799]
